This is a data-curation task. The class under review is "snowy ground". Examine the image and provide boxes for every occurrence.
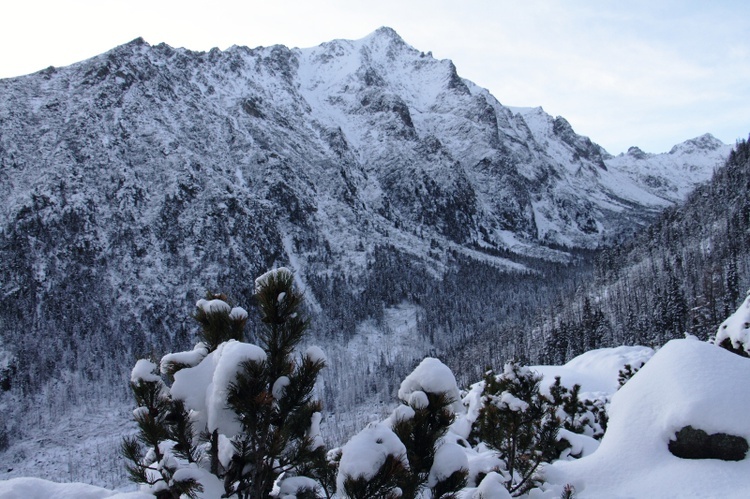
[4,339,750,497]
[0,402,135,490]
[539,339,750,498]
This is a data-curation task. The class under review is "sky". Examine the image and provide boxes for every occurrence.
[1,0,747,154]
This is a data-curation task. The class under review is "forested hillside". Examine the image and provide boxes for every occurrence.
[526,137,750,364]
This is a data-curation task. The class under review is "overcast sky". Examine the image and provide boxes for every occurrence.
[1,0,747,154]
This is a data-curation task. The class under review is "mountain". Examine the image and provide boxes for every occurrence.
[522,137,750,365]
[0,27,733,483]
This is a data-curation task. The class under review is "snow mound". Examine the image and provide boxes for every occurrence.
[714,291,750,355]
[273,476,322,498]
[428,440,468,488]
[544,339,750,498]
[160,342,208,372]
[229,306,248,321]
[473,472,512,499]
[532,345,654,396]
[336,422,408,492]
[0,477,152,499]
[304,345,326,364]
[195,298,231,314]
[130,359,160,384]
[398,357,462,412]
[170,340,267,437]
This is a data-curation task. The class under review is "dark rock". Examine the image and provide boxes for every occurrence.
[669,426,748,461]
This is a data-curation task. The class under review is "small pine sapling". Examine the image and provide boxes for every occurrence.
[391,390,468,498]
[341,454,410,499]
[471,361,559,496]
[617,361,644,388]
[339,357,467,499]
[121,359,203,499]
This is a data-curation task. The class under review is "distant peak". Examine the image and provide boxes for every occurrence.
[125,37,149,48]
[689,133,723,147]
[373,26,403,41]
[362,26,409,48]
[669,133,725,154]
[109,37,150,56]
[626,146,648,159]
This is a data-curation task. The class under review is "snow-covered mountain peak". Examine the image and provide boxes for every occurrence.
[669,133,726,155]
[626,146,649,159]
[360,26,411,52]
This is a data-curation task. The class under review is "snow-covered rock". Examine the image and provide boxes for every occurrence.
[543,339,750,498]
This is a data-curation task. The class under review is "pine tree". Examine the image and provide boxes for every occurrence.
[122,268,332,498]
[470,362,559,496]
[222,268,329,498]
[121,359,203,499]
[338,358,467,499]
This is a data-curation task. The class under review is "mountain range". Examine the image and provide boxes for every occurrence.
[0,27,734,484]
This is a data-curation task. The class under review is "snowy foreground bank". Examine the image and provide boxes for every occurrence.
[541,339,750,498]
[2,338,750,498]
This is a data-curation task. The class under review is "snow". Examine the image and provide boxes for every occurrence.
[386,404,416,425]
[195,298,231,314]
[336,422,408,492]
[254,267,293,293]
[130,359,160,384]
[170,340,267,437]
[305,345,326,364]
[494,391,529,412]
[556,429,599,460]
[713,290,750,354]
[428,440,468,488]
[408,390,429,409]
[12,338,750,498]
[171,466,204,483]
[185,468,225,499]
[0,25,739,498]
[471,472,512,499]
[272,376,291,399]
[461,443,507,489]
[397,357,462,412]
[542,339,750,498]
[532,345,654,396]
[308,412,325,450]
[160,342,208,372]
[229,306,248,321]
[273,475,322,498]
[0,477,152,499]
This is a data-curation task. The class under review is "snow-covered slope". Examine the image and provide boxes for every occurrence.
[604,133,730,203]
